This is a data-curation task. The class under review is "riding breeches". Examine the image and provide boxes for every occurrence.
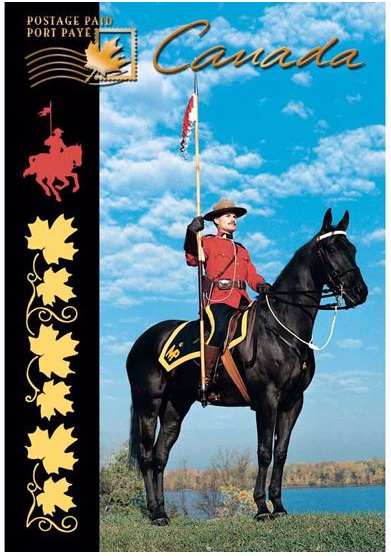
[205,303,237,348]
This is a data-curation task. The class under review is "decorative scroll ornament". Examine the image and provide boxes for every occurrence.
[25,214,79,532]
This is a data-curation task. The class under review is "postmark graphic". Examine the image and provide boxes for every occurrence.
[26,28,137,88]
[23,103,83,203]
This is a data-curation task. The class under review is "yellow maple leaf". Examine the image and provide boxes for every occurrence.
[36,267,76,306]
[37,477,76,516]
[26,424,78,474]
[85,37,129,77]
[29,324,78,379]
[26,215,78,265]
[36,380,73,420]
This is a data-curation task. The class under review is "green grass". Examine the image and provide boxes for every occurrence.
[100,512,385,552]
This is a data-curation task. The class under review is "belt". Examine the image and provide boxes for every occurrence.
[215,279,246,290]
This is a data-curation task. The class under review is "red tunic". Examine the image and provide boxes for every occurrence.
[185,230,265,308]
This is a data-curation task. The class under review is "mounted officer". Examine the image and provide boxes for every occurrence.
[44,127,67,156]
[184,198,271,395]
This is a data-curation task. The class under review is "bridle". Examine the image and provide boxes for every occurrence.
[314,230,358,306]
[265,230,359,351]
[268,230,358,311]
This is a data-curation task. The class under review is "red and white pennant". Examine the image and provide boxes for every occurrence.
[179,94,197,157]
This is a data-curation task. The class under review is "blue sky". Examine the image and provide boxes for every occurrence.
[99,2,385,468]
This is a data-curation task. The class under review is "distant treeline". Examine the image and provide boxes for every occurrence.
[164,453,384,491]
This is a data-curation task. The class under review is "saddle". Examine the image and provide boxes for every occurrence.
[158,302,258,403]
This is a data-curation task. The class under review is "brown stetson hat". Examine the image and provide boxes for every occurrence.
[204,199,247,221]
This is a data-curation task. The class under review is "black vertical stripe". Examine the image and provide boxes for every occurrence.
[5,3,99,551]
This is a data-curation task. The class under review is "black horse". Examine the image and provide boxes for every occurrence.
[127,209,368,525]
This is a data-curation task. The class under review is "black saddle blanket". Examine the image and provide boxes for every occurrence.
[158,303,253,372]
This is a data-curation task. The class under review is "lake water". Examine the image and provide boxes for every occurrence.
[166,485,385,518]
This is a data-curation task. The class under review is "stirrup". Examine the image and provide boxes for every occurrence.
[206,391,221,403]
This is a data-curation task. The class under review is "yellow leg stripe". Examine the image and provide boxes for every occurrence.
[205,304,215,345]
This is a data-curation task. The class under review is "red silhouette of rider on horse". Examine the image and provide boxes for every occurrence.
[23,126,82,203]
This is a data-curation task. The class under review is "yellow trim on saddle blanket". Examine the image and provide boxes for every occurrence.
[227,301,253,349]
[158,303,253,372]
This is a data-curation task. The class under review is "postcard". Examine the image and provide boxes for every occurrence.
[4,2,385,552]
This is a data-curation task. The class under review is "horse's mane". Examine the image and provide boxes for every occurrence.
[272,233,320,288]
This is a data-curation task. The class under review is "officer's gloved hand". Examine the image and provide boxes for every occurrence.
[257,282,271,295]
[184,216,204,256]
[188,216,204,234]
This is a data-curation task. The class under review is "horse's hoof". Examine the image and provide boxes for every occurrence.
[152,517,170,526]
[272,511,288,519]
[255,512,272,522]
[72,187,79,193]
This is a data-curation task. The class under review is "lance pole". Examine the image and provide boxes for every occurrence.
[49,100,52,135]
[193,72,207,406]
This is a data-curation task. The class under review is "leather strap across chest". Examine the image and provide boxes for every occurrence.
[209,242,237,281]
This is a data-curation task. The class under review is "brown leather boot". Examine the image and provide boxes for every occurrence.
[204,345,220,401]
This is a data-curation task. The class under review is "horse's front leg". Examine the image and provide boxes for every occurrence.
[45,176,62,202]
[69,172,80,192]
[152,396,194,525]
[55,177,69,190]
[253,389,279,521]
[35,176,51,197]
[269,395,303,516]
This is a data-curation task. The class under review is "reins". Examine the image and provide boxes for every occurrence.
[264,230,355,351]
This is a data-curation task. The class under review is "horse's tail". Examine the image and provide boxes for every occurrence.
[128,399,141,471]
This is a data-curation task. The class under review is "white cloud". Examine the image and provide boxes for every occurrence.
[99,2,120,16]
[362,228,385,245]
[282,100,313,119]
[256,259,284,276]
[234,153,264,169]
[145,4,384,58]
[315,119,329,133]
[201,144,264,170]
[139,193,195,238]
[101,335,134,355]
[337,338,363,349]
[101,223,154,254]
[104,395,118,402]
[242,232,273,252]
[315,369,374,394]
[252,125,384,199]
[316,353,335,360]
[370,259,385,267]
[101,239,197,306]
[291,72,313,87]
[369,286,382,296]
[346,93,362,104]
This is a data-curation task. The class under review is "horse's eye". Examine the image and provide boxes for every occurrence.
[328,247,336,254]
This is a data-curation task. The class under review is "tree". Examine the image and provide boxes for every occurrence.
[100,448,146,515]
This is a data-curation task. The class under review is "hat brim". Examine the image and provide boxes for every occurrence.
[204,206,247,221]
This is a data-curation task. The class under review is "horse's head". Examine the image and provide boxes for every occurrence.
[69,144,83,166]
[313,209,368,308]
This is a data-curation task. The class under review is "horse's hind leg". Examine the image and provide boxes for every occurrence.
[152,396,194,524]
[134,398,162,518]
[269,395,303,517]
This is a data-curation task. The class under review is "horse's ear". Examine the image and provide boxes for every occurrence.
[321,208,332,231]
[336,210,349,231]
